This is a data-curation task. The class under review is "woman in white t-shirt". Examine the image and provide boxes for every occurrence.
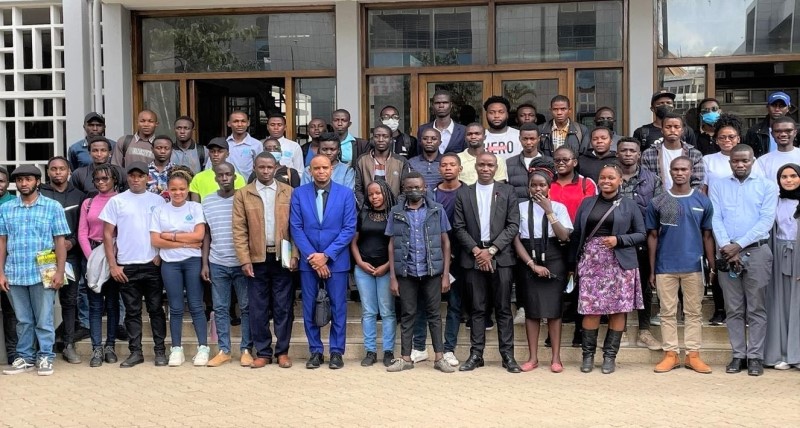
[702,114,763,193]
[150,169,208,367]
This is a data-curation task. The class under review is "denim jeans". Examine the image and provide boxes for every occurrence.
[209,263,251,354]
[89,280,120,348]
[7,283,57,362]
[161,257,207,347]
[354,265,396,353]
[412,266,462,353]
[77,258,89,328]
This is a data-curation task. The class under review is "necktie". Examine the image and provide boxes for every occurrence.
[316,188,325,223]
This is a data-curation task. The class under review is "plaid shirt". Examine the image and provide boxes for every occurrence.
[549,120,570,151]
[147,162,174,201]
[640,139,705,190]
[0,194,70,286]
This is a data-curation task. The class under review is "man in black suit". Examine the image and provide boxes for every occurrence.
[417,90,467,155]
[453,153,521,373]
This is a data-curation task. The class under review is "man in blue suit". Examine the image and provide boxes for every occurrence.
[290,154,357,369]
[417,90,467,155]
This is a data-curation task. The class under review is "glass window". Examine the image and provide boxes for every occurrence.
[657,66,706,130]
[142,81,179,136]
[368,75,411,135]
[657,0,800,58]
[367,7,488,67]
[141,13,336,73]
[496,1,623,64]
[295,78,336,145]
[575,69,622,130]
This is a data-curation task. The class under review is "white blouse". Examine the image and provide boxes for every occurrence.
[518,200,573,239]
[775,198,798,241]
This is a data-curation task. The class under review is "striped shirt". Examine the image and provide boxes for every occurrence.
[0,194,71,286]
[201,193,239,267]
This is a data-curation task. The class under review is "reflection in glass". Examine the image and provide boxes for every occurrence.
[142,13,336,73]
[425,81,484,126]
[658,0,800,58]
[501,79,559,124]
[368,7,488,67]
[575,69,623,130]
[657,66,706,121]
[295,78,336,145]
[368,76,411,135]
[142,81,179,136]
[496,1,623,63]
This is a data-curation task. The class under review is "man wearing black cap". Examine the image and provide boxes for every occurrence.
[0,165,70,376]
[633,90,697,152]
[189,138,247,202]
[99,162,168,367]
[744,91,799,158]
[68,113,108,171]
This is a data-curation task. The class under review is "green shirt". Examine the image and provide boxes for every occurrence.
[189,169,246,201]
[0,192,14,205]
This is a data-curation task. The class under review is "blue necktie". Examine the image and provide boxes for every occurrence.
[316,189,325,223]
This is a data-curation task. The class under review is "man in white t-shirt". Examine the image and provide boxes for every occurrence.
[99,161,168,368]
[483,96,520,166]
[266,113,304,172]
[756,116,800,181]
[641,112,705,191]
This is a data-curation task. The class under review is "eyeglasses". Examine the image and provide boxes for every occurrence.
[716,134,739,141]
[381,115,400,120]
[553,158,574,164]
[93,176,111,183]
[700,107,720,113]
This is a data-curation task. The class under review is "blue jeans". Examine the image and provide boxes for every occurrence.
[161,257,207,347]
[413,267,462,353]
[209,263,251,354]
[89,281,119,348]
[78,259,89,328]
[354,265,396,353]
[7,283,56,362]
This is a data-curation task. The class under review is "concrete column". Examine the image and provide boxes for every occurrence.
[63,0,92,144]
[627,0,655,135]
[101,3,133,140]
[335,0,361,136]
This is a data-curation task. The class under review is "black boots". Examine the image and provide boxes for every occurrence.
[602,329,623,374]
[580,329,598,373]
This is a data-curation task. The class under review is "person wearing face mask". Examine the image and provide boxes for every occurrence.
[248,138,301,187]
[380,105,417,159]
[633,90,697,153]
[594,107,622,151]
[694,98,722,155]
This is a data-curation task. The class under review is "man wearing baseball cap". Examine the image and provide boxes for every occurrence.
[67,112,108,170]
[744,91,798,158]
[0,165,71,376]
[633,89,698,152]
[189,137,247,202]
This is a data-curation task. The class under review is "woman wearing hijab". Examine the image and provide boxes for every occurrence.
[765,163,800,370]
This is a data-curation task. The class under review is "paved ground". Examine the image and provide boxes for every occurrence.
[1,357,798,427]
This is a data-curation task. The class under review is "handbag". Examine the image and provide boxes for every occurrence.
[313,279,332,327]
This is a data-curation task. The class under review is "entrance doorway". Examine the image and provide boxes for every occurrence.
[418,71,567,127]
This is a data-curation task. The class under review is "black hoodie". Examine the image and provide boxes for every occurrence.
[39,183,86,261]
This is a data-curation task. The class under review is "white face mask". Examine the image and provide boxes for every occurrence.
[269,151,282,162]
[382,118,400,132]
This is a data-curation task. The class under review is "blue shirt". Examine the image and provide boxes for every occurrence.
[434,185,460,225]
[709,174,778,249]
[340,133,356,164]
[0,194,71,286]
[226,133,261,180]
[302,162,355,190]
[407,154,442,192]
[645,190,713,274]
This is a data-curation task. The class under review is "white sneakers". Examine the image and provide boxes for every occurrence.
[442,352,459,367]
[3,358,34,375]
[410,349,429,363]
[168,346,185,367]
[513,308,526,325]
[193,345,210,367]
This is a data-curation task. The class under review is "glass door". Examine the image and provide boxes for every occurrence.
[418,73,492,128]
[492,71,567,126]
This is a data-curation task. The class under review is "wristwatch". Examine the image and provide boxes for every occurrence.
[487,246,498,256]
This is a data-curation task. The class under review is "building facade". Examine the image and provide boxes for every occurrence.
[1,0,799,175]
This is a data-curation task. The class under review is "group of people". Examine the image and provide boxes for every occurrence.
[0,88,798,378]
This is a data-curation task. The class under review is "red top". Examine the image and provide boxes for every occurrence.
[549,174,597,221]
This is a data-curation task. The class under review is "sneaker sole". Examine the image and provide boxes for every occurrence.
[37,370,54,376]
[2,369,33,375]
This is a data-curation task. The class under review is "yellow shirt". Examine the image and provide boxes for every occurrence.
[189,169,246,201]
[457,150,508,185]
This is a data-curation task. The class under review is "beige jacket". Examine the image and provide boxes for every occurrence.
[232,180,297,265]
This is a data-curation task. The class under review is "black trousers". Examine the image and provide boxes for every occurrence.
[1,291,17,364]
[249,256,294,358]
[464,267,514,356]
[398,275,443,357]
[58,260,79,344]
[117,262,166,353]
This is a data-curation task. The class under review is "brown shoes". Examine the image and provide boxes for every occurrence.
[251,357,272,369]
[278,355,293,368]
[240,350,254,367]
[684,351,712,374]
[207,351,232,367]
[654,351,680,373]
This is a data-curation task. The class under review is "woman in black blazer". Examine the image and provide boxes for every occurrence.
[571,164,645,374]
